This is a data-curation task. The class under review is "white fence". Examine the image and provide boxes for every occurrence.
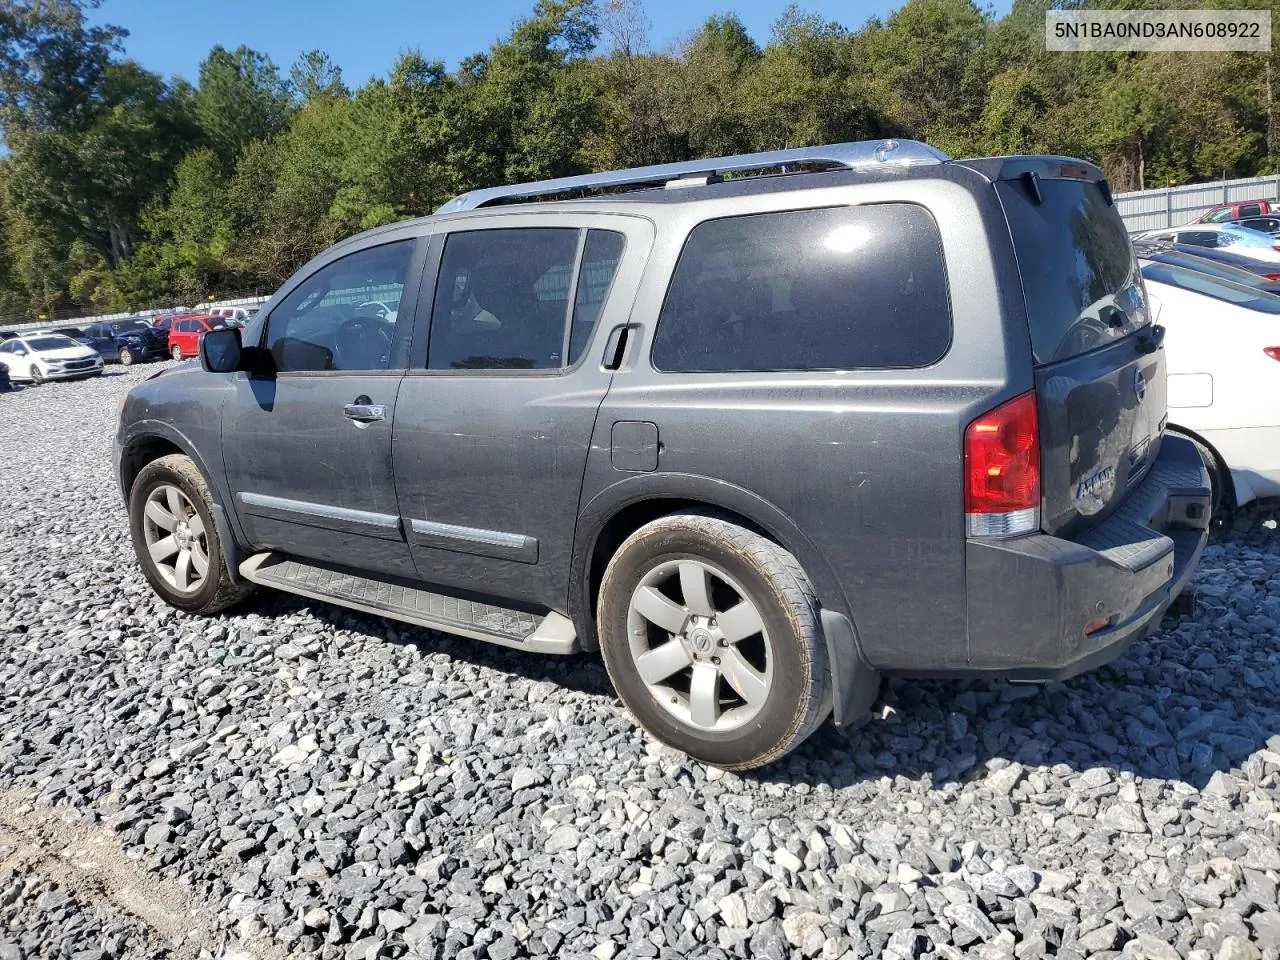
[4,295,271,335]
[1115,174,1280,234]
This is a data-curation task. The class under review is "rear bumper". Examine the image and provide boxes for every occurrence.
[963,434,1210,679]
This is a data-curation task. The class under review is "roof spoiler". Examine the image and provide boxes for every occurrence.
[955,156,1111,205]
[435,139,950,213]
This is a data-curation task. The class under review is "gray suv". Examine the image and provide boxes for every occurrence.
[116,140,1211,770]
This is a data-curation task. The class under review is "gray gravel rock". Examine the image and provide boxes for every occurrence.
[1,367,1280,959]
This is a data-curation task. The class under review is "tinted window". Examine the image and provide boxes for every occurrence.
[997,178,1146,364]
[1240,217,1280,233]
[266,240,413,372]
[112,320,150,334]
[1240,203,1263,218]
[428,228,580,370]
[0,342,12,353]
[1176,231,1220,248]
[652,205,950,373]
[569,230,625,364]
[1141,263,1280,314]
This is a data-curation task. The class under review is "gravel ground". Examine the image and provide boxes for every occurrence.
[1,365,1278,960]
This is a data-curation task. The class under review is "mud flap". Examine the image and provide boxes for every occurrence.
[820,609,881,727]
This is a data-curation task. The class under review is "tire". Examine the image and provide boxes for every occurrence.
[170,345,183,361]
[118,346,134,366]
[598,511,832,770]
[29,364,43,385]
[128,453,254,614]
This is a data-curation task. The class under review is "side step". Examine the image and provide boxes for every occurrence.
[238,553,579,655]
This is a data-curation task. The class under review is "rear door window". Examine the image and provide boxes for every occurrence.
[427,227,624,371]
[651,204,951,372]
[997,177,1147,364]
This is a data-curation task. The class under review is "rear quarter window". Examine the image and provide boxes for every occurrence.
[651,204,951,373]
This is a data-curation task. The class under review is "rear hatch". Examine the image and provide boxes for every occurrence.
[995,165,1165,538]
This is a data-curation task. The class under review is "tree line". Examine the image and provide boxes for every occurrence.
[0,0,1276,320]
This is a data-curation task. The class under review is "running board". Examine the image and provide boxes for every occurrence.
[238,553,579,655]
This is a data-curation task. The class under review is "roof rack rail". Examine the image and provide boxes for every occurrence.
[435,139,949,214]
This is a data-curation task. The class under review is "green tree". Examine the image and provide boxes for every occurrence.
[855,0,991,154]
[0,0,125,134]
[195,45,292,167]
[291,49,348,104]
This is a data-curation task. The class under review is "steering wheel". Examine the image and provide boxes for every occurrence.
[333,316,393,370]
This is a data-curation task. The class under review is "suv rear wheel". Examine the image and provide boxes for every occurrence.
[128,453,253,614]
[170,344,183,361]
[598,512,831,770]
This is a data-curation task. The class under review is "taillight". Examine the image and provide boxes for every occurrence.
[1265,347,1280,362]
[1265,273,1280,282]
[965,390,1041,538]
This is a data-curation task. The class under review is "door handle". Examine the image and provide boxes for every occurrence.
[343,402,386,423]
[602,324,631,370]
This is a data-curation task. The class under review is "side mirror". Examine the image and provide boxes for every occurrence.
[200,327,243,373]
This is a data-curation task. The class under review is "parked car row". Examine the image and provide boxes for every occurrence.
[0,332,104,384]
[0,309,251,386]
[1137,221,1280,263]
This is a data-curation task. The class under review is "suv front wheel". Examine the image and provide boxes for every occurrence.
[598,512,831,770]
[128,453,253,614]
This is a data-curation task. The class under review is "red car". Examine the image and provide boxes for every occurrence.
[1194,198,1277,223]
[167,314,223,361]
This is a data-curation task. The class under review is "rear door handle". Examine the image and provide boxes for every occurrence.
[343,402,386,423]
[602,324,631,370]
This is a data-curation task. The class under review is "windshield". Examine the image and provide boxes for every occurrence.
[1220,224,1276,249]
[1141,262,1280,314]
[112,319,151,334]
[27,335,80,350]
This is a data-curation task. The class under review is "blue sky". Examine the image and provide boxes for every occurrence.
[91,0,969,87]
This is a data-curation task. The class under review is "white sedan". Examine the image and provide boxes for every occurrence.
[0,333,104,384]
[1141,259,1280,510]
[1138,223,1280,264]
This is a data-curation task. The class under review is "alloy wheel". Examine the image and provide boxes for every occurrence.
[141,483,210,594]
[626,558,773,733]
